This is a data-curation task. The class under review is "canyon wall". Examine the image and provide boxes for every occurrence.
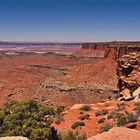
[82,42,140,59]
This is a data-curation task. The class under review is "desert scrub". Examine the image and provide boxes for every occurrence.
[129,86,138,96]
[98,118,105,124]
[113,112,125,119]
[61,130,86,140]
[102,109,109,115]
[100,123,112,133]
[80,105,91,111]
[107,114,113,119]
[126,113,138,123]
[117,115,127,126]
[79,114,90,120]
[71,122,85,129]
[95,111,102,117]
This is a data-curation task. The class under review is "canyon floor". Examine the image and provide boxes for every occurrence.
[0,45,118,107]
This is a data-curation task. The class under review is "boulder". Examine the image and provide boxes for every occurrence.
[125,122,137,128]
[0,137,28,140]
[88,127,140,140]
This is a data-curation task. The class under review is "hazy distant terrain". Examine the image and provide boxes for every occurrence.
[0,41,81,55]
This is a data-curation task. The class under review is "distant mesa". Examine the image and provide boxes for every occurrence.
[82,41,140,59]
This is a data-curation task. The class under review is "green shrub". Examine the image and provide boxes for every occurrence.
[71,122,85,129]
[61,130,86,140]
[79,114,90,120]
[0,100,59,140]
[117,115,127,126]
[100,123,112,133]
[95,111,102,117]
[80,105,91,111]
[0,110,7,127]
[129,86,138,95]
[113,112,124,119]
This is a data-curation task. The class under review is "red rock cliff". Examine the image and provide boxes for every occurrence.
[82,42,140,59]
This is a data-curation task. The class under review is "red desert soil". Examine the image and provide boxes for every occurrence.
[53,101,140,138]
[64,47,118,88]
[62,57,117,88]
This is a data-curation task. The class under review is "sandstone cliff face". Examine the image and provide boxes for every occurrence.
[82,42,140,59]
[82,42,140,100]
[117,52,140,101]
[88,127,140,140]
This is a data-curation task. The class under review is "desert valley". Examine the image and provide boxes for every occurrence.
[0,41,140,139]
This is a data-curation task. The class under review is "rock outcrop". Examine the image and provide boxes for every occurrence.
[0,137,28,140]
[117,52,140,101]
[88,127,140,140]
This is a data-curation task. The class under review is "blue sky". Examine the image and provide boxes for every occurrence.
[0,0,140,42]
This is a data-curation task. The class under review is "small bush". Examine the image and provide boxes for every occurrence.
[80,105,91,111]
[117,115,127,126]
[61,130,86,140]
[95,111,102,117]
[102,109,109,115]
[71,122,85,129]
[98,118,105,124]
[100,123,112,133]
[107,114,113,119]
[79,114,90,120]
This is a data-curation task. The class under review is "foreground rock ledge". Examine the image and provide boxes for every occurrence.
[0,137,28,140]
[88,127,140,140]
